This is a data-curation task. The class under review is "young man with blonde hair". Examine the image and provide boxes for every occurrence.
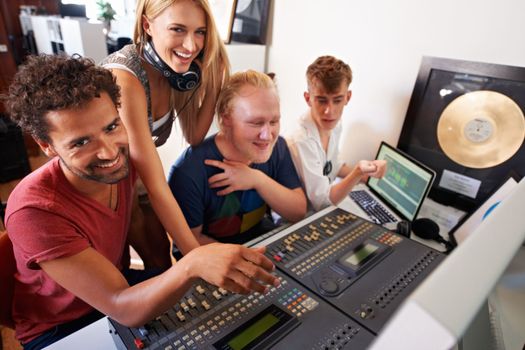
[169,70,307,244]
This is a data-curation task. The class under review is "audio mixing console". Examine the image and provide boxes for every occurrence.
[259,206,445,334]
[109,206,444,349]
[109,270,375,349]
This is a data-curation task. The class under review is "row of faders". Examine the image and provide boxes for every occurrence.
[108,270,375,350]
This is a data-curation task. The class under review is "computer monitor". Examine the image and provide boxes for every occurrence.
[367,142,436,222]
[59,3,86,18]
[369,177,525,350]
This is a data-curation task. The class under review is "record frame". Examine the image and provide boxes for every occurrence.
[230,0,271,44]
[398,56,525,212]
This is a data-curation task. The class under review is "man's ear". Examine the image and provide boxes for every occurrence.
[304,91,312,106]
[34,138,57,158]
[345,90,352,105]
[221,113,232,128]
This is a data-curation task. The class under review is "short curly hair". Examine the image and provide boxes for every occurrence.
[306,55,352,93]
[4,54,120,143]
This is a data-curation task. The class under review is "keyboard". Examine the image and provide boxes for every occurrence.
[349,190,397,224]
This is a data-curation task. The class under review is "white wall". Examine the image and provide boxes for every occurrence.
[267,0,525,166]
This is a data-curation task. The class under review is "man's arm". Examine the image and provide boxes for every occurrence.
[205,159,307,222]
[190,225,218,245]
[329,161,387,205]
[40,244,279,328]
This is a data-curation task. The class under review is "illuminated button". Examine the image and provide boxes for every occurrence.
[194,335,203,342]
[212,291,222,300]
[182,335,190,342]
[133,338,145,349]
[195,285,205,294]
[273,254,282,262]
[198,325,206,331]
[218,288,228,295]
[164,345,173,350]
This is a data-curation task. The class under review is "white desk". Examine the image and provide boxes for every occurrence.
[43,317,115,349]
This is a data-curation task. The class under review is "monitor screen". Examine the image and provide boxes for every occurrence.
[59,3,86,18]
[368,142,435,221]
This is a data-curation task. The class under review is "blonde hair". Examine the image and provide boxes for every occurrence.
[134,0,230,141]
[216,70,277,127]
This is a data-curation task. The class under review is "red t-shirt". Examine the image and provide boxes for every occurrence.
[5,157,136,343]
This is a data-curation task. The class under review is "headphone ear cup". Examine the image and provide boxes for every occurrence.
[396,220,411,238]
[142,40,201,92]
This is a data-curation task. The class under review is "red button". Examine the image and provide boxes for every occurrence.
[134,338,145,349]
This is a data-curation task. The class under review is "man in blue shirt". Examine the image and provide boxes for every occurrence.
[169,70,307,244]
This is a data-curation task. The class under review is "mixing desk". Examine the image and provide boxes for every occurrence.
[108,270,375,350]
[109,206,444,349]
[259,206,445,334]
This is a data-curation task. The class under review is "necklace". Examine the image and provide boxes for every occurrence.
[108,184,113,209]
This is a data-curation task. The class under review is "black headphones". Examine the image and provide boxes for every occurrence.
[142,40,201,92]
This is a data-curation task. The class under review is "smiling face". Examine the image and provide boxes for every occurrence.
[220,85,281,164]
[37,93,130,187]
[143,0,206,74]
[305,79,351,133]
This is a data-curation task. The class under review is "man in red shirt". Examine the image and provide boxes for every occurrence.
[3,55,278,350]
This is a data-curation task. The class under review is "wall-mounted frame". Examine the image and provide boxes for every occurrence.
[209,0,238,44]
[230,0,271,44]
[398,56,525,212]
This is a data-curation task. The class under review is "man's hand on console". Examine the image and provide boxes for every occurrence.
[184,243,280,294]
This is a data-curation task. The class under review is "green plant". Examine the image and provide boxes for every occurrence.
[96,0,116,22]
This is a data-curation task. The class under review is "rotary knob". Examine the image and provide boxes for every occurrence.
[319,279,339,295]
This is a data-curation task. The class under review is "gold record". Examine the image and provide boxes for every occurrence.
[437,90,525,168]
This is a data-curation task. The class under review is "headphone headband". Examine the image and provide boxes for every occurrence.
[143,40,201,92]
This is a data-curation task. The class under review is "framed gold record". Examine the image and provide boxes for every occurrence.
[398,56,525,211]
[437,90,525,169]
